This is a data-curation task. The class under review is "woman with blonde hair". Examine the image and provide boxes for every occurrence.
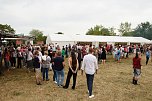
[42,51,51,81]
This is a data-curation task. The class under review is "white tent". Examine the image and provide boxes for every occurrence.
[46,34,152,47]
[46,34,76,47]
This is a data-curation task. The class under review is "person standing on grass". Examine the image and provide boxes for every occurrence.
[63,51,79,90]
[52,51,65,87]
[17,49,23,68]
[52,52,57,83]
[132,52,142,85]
[81,48,98,99]
[146,48,150,65]
[62,46,65,58]
[36,47,42,72]
[4,48,10,72]
[42,52,51,81]
[77,48,82,70]
[11,48,17,68]
[22,49,27,68]
[26,48,33,72]
[65,45,68,58]
[116,46,121,63]
[33,50,42,85]
[101,47,106,64]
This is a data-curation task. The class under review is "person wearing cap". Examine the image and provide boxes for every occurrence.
[81,47,98,98]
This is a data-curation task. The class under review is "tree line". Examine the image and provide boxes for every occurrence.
[1,21,152,44]
[86,21,152,40]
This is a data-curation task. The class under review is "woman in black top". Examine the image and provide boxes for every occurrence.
[33,50,42,85]
[101,47,106,64]
[63,51,78,89]
[52,51,65,87]
[77,49,82,70]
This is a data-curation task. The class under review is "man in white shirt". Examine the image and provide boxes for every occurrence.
[81,47,98,99]
[37,47,42,62]
[26,48,33,72]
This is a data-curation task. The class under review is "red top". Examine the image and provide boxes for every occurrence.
[133,57,141,69]
[5,53,10,61]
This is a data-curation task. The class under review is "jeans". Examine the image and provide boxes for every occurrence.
[42,68,49,80]
[55,69,64,86]
[86,74,94,96]
[146,56,149,65]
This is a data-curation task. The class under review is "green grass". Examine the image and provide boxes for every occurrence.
[0,54,152,101]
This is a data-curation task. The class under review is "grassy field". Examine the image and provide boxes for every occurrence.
[0,54,152,101]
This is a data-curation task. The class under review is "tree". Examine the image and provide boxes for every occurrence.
[29,29,46,44]
[0,24,15,46]
[109,27,116,36]
[86,25,115,36]
[0,24,15,34]
[133,22,152,40]
[118,22,132,36]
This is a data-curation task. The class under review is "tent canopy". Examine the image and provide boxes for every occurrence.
[46,34,152,45]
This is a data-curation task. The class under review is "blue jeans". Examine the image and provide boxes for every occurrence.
[55,69,64,86]
[86,74,94,96]
[42,68,49,80]
[117,55,121,60]
[146,56,149,65]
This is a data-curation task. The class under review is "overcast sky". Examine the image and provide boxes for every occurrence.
[0,0,152,35]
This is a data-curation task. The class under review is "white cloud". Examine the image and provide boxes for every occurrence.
[0,0,152,35]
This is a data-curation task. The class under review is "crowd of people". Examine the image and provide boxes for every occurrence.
[0,43,152,98]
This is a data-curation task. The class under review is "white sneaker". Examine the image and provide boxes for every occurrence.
[12,67,15,69]
[54,81,57,84]
[89,95,94,98]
